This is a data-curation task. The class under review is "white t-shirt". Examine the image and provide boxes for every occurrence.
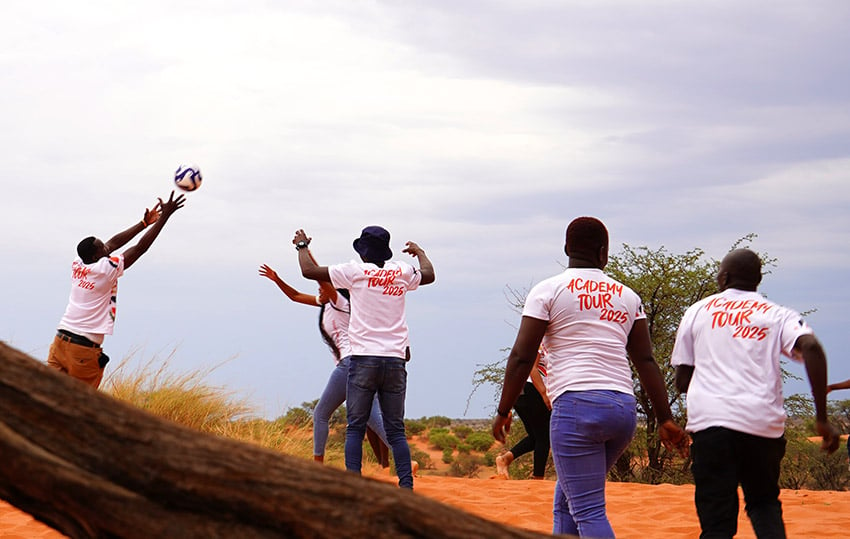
[321,291,352,364]
[670,288,813,438]
[328,260,421,358]
[522,268,645,403]
[58,255,125,341]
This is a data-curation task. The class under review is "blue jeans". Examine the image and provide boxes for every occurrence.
[345,355,412,488]
[313,357,388,457]
[550,390,637,538]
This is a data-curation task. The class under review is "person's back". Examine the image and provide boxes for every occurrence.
[530,266,643,400]
[59,255,124,339]
[674,288,805,438]
[672,248,839,538]
[331,259,419,357]
[295,225,435,489]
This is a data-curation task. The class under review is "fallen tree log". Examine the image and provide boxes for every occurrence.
[0,341,550,538]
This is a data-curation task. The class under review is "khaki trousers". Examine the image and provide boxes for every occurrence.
[46,335,104,389]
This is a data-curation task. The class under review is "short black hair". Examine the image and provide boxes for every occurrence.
[565,217,608,261]
[77,236,98,264]
[722,249,763,288]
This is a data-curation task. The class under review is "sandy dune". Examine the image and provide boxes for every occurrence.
[4,474,849,538]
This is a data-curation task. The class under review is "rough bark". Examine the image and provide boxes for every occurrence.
[0,341,549,538]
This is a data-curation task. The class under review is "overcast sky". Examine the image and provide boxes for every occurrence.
[3,1,849,420]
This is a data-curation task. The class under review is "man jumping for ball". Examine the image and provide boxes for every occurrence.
[47,191,186,388]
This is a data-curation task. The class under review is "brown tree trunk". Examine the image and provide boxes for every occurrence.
[0,342,551,539]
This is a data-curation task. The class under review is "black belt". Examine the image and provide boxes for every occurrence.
[57,329,100,348]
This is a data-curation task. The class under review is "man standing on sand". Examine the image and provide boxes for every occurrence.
[294,225,435,489]
[672,248,840,539]
[47,191,186,389]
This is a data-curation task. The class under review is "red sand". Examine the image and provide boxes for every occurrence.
[5,476,848,538]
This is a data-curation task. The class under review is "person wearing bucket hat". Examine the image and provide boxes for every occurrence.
[293,226,435,489]
[352,225,393,263]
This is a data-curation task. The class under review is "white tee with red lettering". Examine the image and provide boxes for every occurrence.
[321,291,352,364]
[522,268,645,403]
[58,255,125,341]
[671,288,813,438]
[328,260,422,358]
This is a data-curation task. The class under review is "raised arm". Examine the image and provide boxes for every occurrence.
[258,264,321,307]
[293,229,331,282]
[103,202,161,255]
[122,191,185,270]
[794,334,840,454]
[627,318,689,457]
[402,241,435,285]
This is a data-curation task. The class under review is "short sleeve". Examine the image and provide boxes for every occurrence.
[779,310,814,360]
[328,262,356,290]
[401,261,422,291]
[521,281,551,322]
[670,305,697,367]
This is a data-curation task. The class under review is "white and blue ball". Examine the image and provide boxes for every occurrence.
[174,164,202,191]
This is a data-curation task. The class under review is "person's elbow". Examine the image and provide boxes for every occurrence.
[420,269,435,285]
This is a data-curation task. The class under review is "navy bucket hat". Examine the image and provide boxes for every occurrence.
[353,225,393,262]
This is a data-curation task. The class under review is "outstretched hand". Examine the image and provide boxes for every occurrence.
[658,419,691,458]
[259,264,279,282]
[158,190,186,218]
[491,412,513,444]
[293,229,311,247]
[142,201,162,226]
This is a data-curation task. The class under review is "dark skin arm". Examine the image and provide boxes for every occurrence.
[492,316,548,443]
[827,378,850,393]
[793,334,840,453]
[293,229,332,283]
[103,203,161,255]
[626,319,690,456]
[674,365,694,394]
[122,191,185,270]
[402,241,435,285]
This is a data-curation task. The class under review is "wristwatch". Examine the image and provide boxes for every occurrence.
[295,240,309,251]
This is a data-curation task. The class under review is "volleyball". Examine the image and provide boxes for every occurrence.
[174,164,202,192]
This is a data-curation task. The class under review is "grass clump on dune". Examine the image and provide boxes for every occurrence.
[102,351,315,460]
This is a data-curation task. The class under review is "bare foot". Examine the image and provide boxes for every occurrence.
[314,455,324,464]
[495,453,512,478]
[412,460,420,477]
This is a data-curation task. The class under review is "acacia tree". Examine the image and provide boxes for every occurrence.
[470,235,775,483]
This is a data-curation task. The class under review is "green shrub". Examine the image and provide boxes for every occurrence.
[442,447,454,464]
[423,416,452,428]
[449,453,484,478]
[483,449,498,467]
[410,447,434,470]
[429,431,459,451]
[466,431,496,452]
[405,419,427,436]
[278,406,312,428]
[452,425,473,439]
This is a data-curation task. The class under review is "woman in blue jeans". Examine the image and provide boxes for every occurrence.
[493,217,690,538]
[259,264,388,463]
